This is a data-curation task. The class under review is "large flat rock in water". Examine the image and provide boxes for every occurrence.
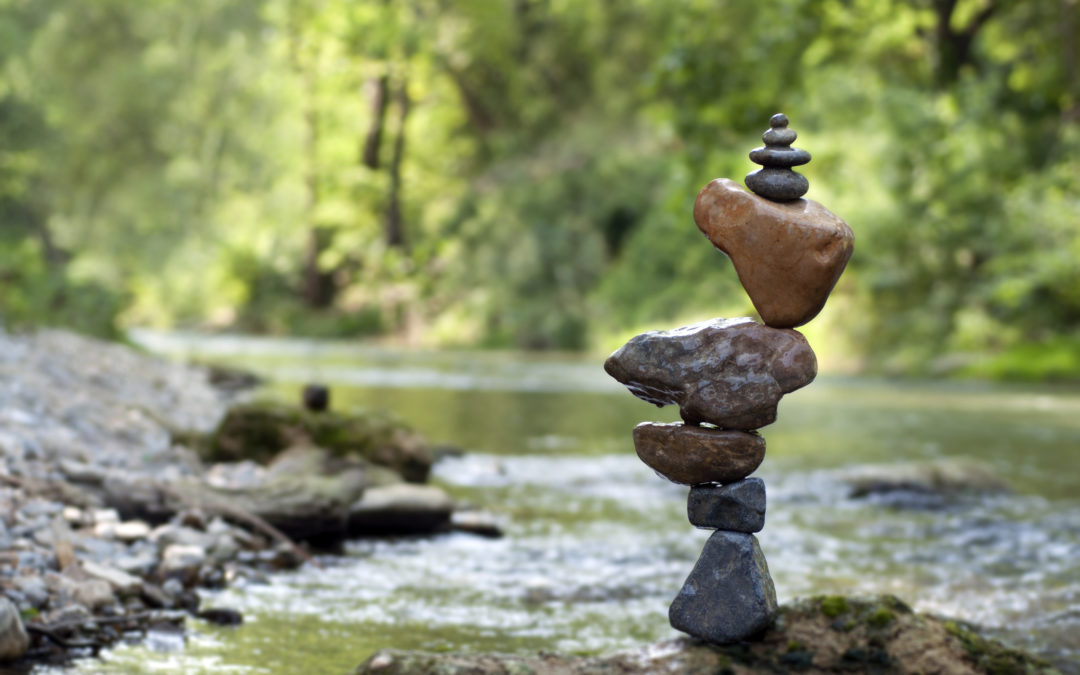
[354,596,1060,674]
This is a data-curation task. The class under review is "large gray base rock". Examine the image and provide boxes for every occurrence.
[604,317,816,430]
[687,478,766,532]
[669,531,777,644]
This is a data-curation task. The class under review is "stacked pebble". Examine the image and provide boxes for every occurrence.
[604,114,854,644]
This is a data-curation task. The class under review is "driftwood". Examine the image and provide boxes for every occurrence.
[101,461,368,553]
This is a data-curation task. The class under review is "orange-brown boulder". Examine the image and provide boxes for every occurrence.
[694,178,854,328]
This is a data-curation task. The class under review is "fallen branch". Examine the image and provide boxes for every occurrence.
[154,482,323,570]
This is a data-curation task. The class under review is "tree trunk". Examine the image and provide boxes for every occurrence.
[385,77,410,250]
[930,0,997,87]
[290,11,336,309]
[361,72,390,170]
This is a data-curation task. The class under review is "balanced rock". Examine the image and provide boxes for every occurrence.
[605,317,816,430]
[744,113,811,202]
[694,178,854,328]
[632,423,764,486]
[688,478,765,532]
[669,531,778,644]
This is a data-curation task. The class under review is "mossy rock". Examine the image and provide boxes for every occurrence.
[354,595,1062,674]
[205,402,433,482]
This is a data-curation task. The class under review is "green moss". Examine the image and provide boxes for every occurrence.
[786,640,805,652]
[205,401,433,481]
[866,607,896,629]
[880,595,912,614]
[820,596,850,618]
[944,619,1058,674]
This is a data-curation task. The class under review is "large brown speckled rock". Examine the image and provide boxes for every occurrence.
[604,317,816,430]
[694,178,854,329]
[632,422,765,486]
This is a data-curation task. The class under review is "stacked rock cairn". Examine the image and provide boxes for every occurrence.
[604,113,855,644]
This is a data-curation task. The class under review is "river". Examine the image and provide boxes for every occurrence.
[72,332,1080,673]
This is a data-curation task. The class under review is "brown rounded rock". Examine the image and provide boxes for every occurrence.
[632,422,765,486]
[694,178,854,328]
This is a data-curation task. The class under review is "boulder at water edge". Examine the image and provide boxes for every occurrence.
[694,178,854,328]
[605,317,816,430]
[669,530,778,644]
[633,423,765,485]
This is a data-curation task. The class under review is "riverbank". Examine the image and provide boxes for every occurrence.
[4,328,1079,672]
[356,595,1061,674]
[0,328,477,668]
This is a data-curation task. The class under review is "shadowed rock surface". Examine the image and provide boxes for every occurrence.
[354,596,1061,675]
[604,318,816,430]
[688,478,765,532]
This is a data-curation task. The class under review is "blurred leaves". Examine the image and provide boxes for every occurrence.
[0,0,1078,375]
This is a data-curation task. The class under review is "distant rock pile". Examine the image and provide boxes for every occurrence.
[605,114,854,644]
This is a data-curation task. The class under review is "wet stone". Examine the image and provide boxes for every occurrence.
[632,423,765,486]
[605,317,816,430]
[669,531,778,644]
[688,478,766,533]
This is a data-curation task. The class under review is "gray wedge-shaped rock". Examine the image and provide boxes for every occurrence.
[669,531,778,644]
[688,478,766,532]
[604,317,816,430]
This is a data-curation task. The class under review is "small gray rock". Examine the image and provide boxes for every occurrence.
[688,478,766,533]
[0,597,29,662]
[669,531,778,644]
[159,544,207,584]
[604,318,816,430]
[81,560,142,594]
[62,577,115,610]
[11,575,49,609]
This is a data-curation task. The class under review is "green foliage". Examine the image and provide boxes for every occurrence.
[820,595,850,619]
[2,0,1079,375]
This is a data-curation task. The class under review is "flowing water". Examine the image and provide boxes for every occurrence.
[74,332,1080,673]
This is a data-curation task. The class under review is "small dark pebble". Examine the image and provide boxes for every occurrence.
[302,384,330,412]
[779,649,814,670]
[175,590,200,614]
[196,608,243,626]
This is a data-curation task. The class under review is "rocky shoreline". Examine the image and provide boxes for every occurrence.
[0,329,485,668]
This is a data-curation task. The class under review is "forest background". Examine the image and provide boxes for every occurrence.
[1,0,1078,379]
